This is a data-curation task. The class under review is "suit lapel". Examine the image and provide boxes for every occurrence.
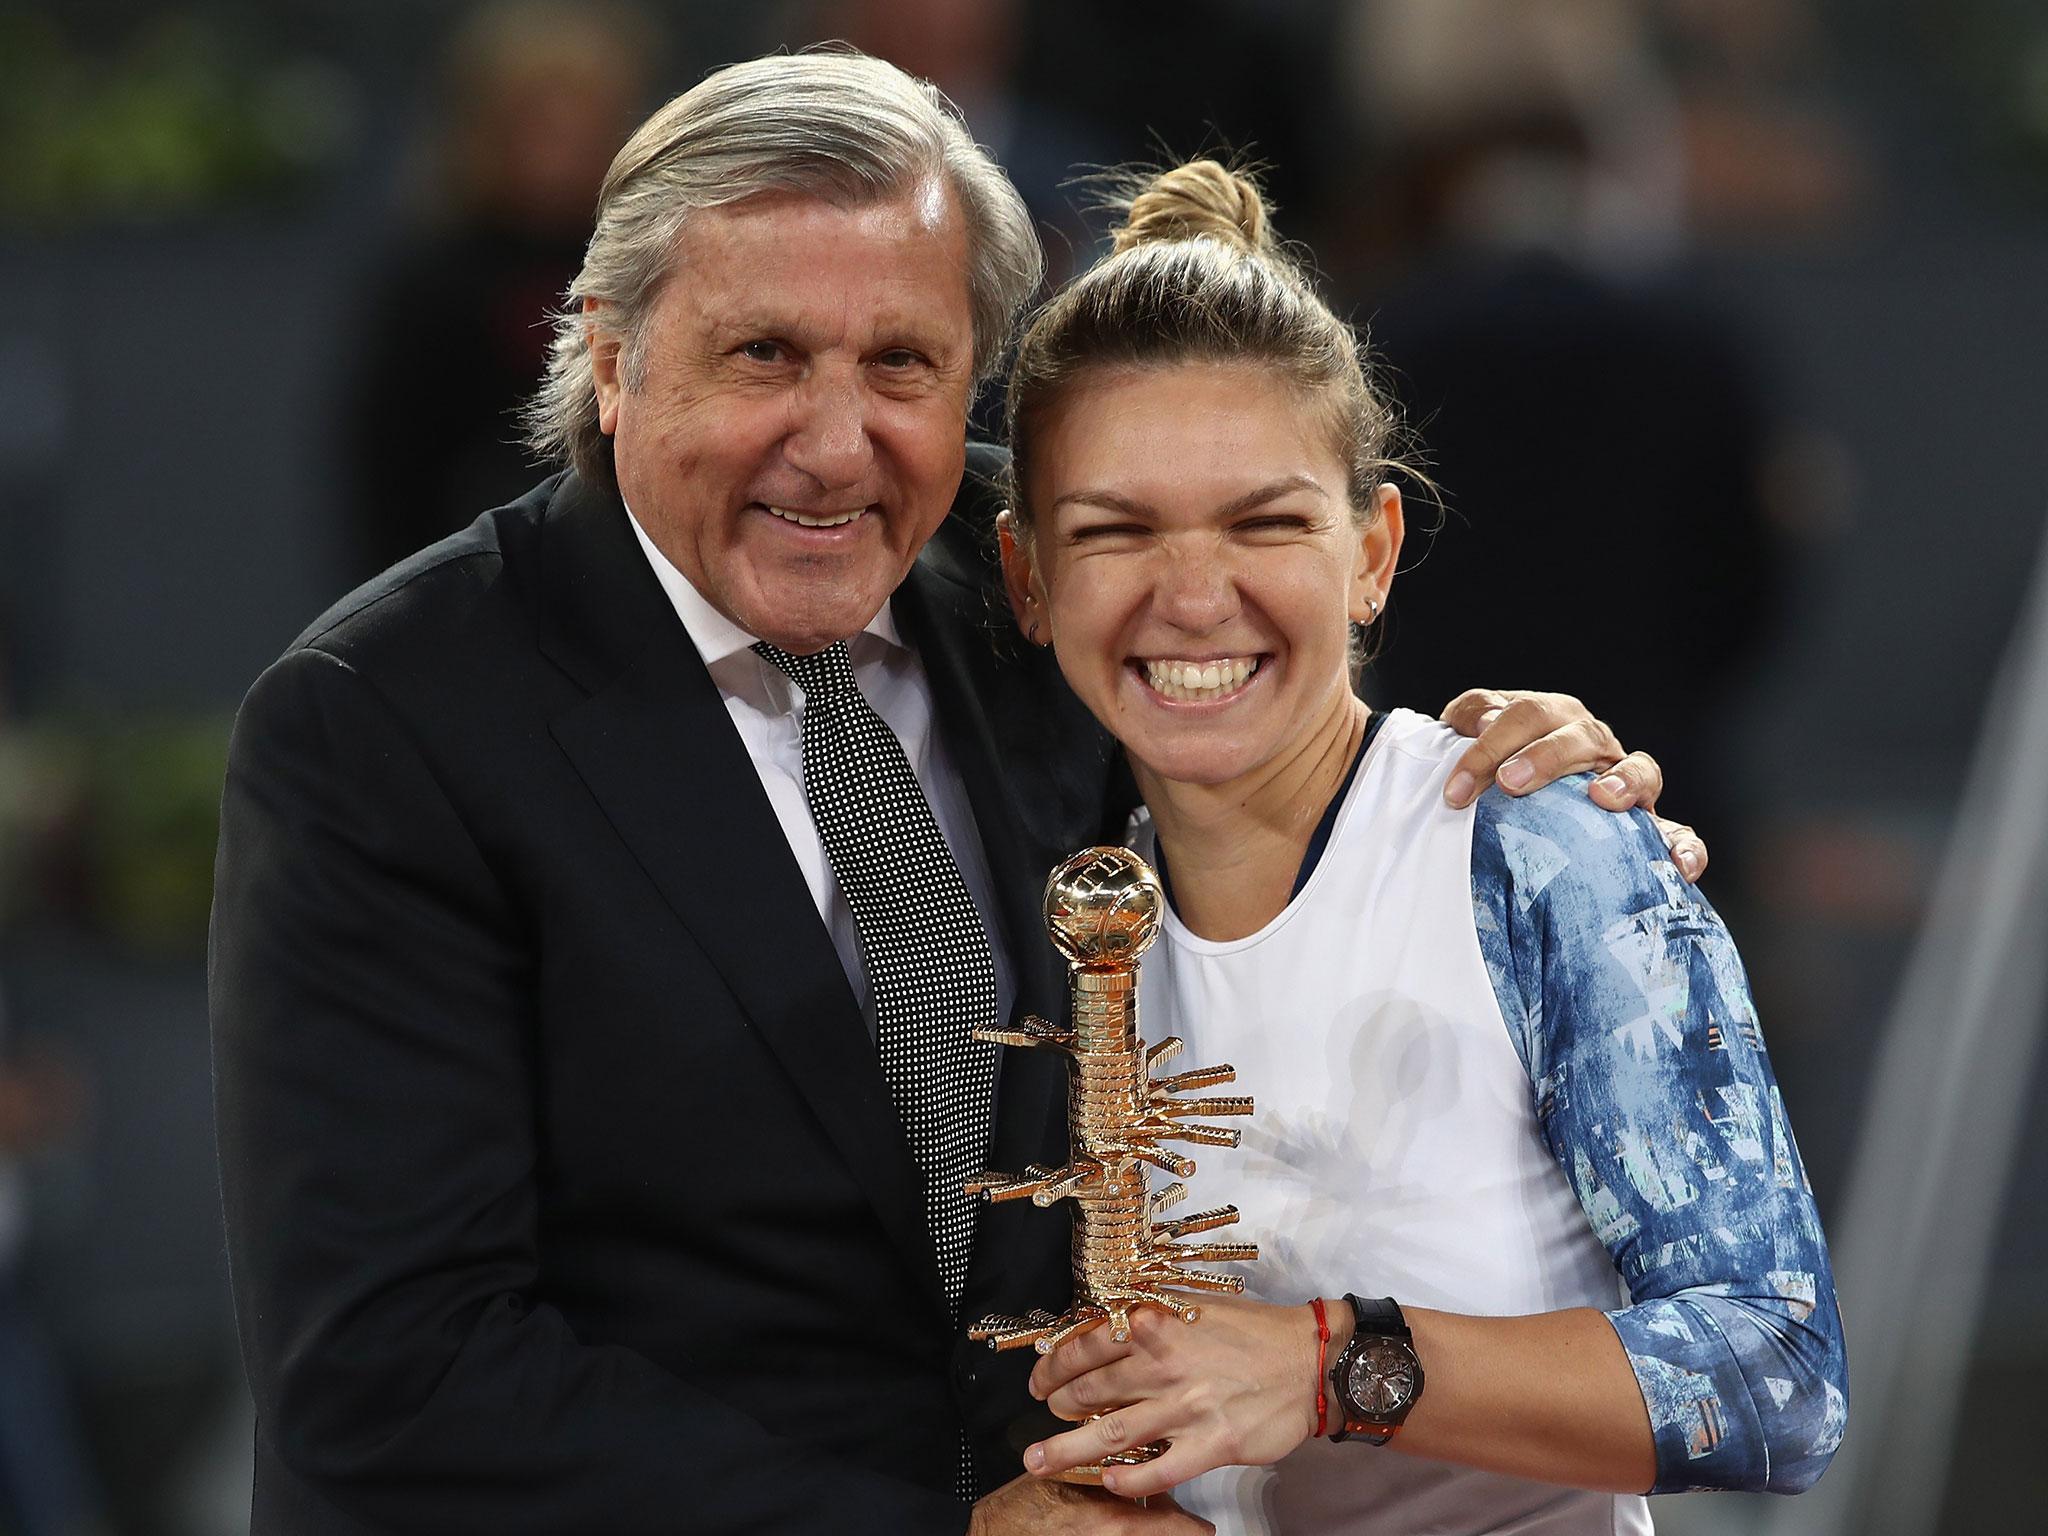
[892,485,1115,1285]
[536,476,946,1318]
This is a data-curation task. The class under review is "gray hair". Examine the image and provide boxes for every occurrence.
[523,47,1044,487]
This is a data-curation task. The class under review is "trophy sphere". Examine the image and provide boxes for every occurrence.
[1044,847,1163,965]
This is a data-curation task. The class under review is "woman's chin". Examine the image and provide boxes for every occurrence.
[1123,738,1264,791]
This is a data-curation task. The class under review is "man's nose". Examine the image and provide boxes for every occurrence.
[1154,542,1240,631]
[783,366,874,487]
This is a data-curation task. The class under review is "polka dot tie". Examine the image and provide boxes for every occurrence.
[754,640,997,1498]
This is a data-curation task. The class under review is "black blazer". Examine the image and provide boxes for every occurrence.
[209,448,1132,1534]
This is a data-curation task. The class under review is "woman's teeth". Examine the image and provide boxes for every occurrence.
[767,505,866,528]
[1142,657,1258,702]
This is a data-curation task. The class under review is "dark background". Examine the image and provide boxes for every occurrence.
[0,1,2042,1531]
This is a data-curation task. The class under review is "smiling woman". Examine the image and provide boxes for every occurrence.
[993,162,1846,1536]
[1002,363,1396,837]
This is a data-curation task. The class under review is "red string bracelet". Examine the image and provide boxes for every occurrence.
[1309,1297,1332,1439]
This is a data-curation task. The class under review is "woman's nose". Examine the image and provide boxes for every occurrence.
[1153,543,1239,631]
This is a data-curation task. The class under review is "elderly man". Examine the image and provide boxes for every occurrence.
[211,50,1692,1536]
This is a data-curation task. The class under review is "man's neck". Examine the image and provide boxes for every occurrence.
[1137,691,1371,942]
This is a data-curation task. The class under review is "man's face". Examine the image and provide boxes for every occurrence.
[591,184,977,655]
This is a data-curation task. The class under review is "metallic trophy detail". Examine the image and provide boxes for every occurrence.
[966,846,1256,1483]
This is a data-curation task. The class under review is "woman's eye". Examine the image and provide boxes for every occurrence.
[1067,522,1148,544]
[1237,515,1310,537]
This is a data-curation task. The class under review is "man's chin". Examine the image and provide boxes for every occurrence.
[743,600,890,657]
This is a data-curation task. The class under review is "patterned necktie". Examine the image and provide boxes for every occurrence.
[752,639,999,1322]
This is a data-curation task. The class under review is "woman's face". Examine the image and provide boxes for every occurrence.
[1005,363,1402,789]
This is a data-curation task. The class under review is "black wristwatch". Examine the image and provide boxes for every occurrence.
[1328,1294,1424,1445]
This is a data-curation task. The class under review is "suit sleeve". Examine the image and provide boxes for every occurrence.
[1470,780,1847,1495]
[210,646,969,1535]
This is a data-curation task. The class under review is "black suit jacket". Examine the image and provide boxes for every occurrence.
[209,447,1132,1534]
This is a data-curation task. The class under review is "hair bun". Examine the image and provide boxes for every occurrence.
[1112,159,1273,255]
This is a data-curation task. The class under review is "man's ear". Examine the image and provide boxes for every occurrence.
[996,510,1046,641]
[586,298,623,436]
[1351,483,1406,621]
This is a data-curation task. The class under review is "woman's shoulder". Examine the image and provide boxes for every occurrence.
[1470,773,1686,921]
[1467,774,1723,1082]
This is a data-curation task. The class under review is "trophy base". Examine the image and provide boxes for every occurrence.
[1052,1435,1169,1486]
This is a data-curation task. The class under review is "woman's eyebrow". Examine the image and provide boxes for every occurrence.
[1051,475,1328,518]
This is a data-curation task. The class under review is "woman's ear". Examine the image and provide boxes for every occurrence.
[1351,483,1406,622]
[997,510,1049,644]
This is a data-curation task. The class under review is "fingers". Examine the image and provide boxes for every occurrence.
[1044,1357,1145,1424]
[1586,750,1664,814]
[1652,815,1709,883]
[1437,688,1512,739]
[1031,1321,1136,1401]
[1026,1399,1180,1483]
[1096,1441,1222,1503]
[1443,695,1623,807]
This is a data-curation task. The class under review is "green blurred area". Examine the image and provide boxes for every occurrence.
[0,6,357,224]
[0,716,230,955]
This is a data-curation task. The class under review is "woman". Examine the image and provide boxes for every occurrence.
[993,161,1845,1533]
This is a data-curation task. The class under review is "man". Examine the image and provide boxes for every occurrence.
[211,50,1691,1535]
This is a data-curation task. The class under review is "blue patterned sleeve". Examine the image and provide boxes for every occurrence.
[1470,779,1846,1494]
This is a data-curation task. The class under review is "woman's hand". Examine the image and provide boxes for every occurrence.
[1437,688,1708,882]
[1022,1297,1323,1499]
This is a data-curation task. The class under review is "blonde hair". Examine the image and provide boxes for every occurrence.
[1004,159,1420,533]
[523,47,1043,488]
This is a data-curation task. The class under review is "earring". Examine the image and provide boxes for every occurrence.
[1363,596,1381,623]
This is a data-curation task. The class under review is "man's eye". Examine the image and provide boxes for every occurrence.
[875,348,926,369]
[738,340,787,364]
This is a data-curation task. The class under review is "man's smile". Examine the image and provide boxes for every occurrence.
[762,503,874,529]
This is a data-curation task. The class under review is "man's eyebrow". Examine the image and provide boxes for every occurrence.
[1051,475,1330,518]
[705,313,960,349]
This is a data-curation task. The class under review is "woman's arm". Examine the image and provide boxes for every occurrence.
[1474,785,1847,1494]
[1020,1292,1654,1497]
[1023,782,1842,1500]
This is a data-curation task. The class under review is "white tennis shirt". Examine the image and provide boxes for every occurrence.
[1135,709,1652,1535]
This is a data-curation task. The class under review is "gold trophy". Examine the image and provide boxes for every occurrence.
[966,845,1256,1483]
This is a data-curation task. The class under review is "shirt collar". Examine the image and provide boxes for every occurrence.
[623,496,905,664]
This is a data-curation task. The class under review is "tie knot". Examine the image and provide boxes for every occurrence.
[752,639,858,701]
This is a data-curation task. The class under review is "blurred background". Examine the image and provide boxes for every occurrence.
[0,0,2043,1531]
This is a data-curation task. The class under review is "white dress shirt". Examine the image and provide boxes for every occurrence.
[626,507,1015,1037]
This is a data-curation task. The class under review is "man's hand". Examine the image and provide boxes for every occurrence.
[1437,688,1708,882]
[1020,1298,1318,1501]
[970,1473,1213,1533]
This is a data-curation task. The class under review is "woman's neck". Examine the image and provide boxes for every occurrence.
[1137,692,1372,942]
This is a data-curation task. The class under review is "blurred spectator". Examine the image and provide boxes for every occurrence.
[1335,0,1689,270]
[1330,0,1795,879]
[1,639,98,1536]
[344,1,661,578]
[1653,0,1869,237]
[799,0,1110,282]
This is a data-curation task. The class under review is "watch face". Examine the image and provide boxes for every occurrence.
[1345,1337,1418,1416]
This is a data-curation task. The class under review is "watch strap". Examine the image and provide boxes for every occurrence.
[1329,1293,1421,1445]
